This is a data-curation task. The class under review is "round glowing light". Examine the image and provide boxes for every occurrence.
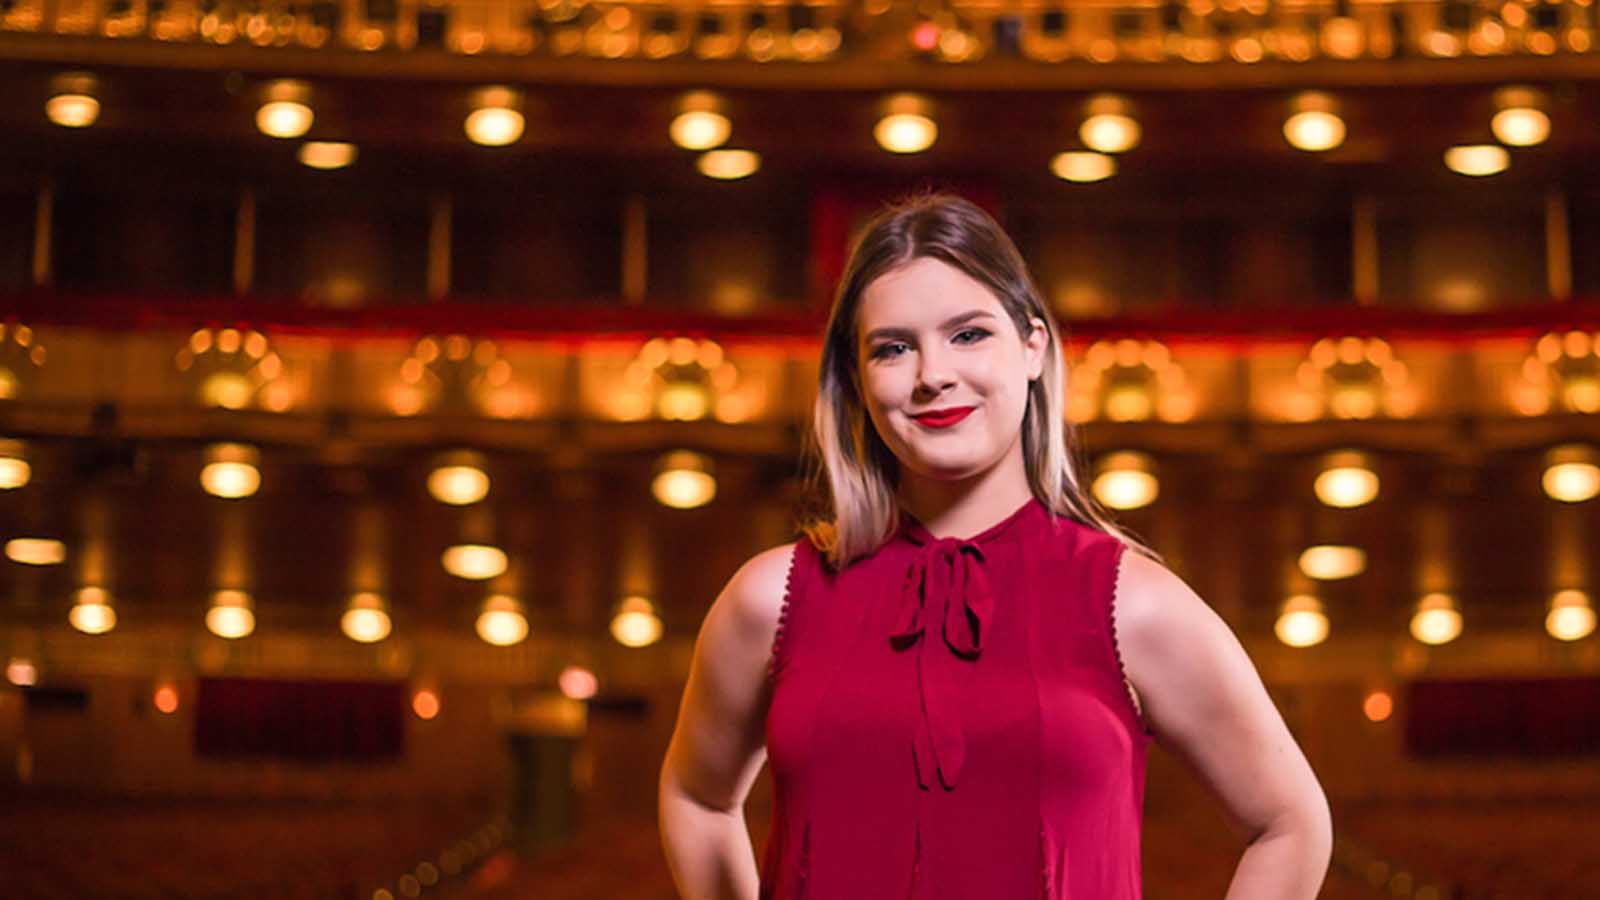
[1363,690,1392,722]
[559,665,599,700]
[1079,113,1140,154]
[298,141,358,170]
[652,449,716,509]
[671,110,731,150]
[1491,86,1551,147]
[464,86,525,147]
[256,96,313,139]
[427,465,490,505]
[1444,144,1509,176]
[465,107,524,146]
[206,590,255,639]
[1049,151,1116,183]
[1283,110,1346,151]
[1542,444,1600,502]
[412,689,441,719]
[697,149,760,180]
[69,587,116,635]
[1091,450,1158,510]
[341,592,392,643]
[1313,451,1379,508]
[200,371,254,408]
[153,684,179,714]
[442,544,508,580]
[5,538,66,565]
[611,595,663,647]
[476,595,529,646]
[1546,590,1596,641]
[46,93,99,127]
[1274,595,1329,648]
[1410,592,1461,645]
[0,457,31,489]
[6,657,37,687]
[200,443,261,499]
[874,112,937,154]
[1297,545,1366,580]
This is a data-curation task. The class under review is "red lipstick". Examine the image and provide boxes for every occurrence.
[911,406,975,428]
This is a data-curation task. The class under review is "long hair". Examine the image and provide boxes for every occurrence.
[797,189,1164,572]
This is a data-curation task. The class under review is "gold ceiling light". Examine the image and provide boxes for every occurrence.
[341,592,392,643]
[1409,592,1462,645]
[670,90,732,150]
[1049,151,1116,183]
[1091,450,1158,510]
[465,85,525,146]
[5,537,66,566]
[1444,144,1509,176]
[697,149,761,180]
[476,594,529,646]
[610,595,663,648]
[46,71,100,128]
[1297,545,1366,580]
[298,141,358,170]
[427,450,491,505]
[1313,449,1379,508]
[69,586,117,635]
[1283,91,1346,152]
[1490,85,1550,147]
[1079,94,1140,154]
[0,438,30,489]
[200,442,261,499]
[256,78,314,139]
[873,93,937,154]
[1546,589,1595,642]
[441,543,508,580]
[206,589,256,639]
[1541,443,1600,503]
[651,449,716,509]
[1274,595,1329,648]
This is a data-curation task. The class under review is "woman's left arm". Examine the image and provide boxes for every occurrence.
[1115,548,1334,900]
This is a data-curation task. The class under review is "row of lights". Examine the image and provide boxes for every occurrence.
[1,439,678,648]
[1093,442,1600,647]
[40,74,1556,181]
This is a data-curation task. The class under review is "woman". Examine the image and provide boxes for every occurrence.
[659,191,1331,899]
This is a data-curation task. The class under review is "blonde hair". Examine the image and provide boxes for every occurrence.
[797,189,1164,572]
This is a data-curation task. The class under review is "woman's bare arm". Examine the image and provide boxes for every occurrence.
[659,542,797,900]
[1114,547,1334,900]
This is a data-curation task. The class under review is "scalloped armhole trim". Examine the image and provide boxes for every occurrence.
[767,537,807,682]
[1110,542,1155,740]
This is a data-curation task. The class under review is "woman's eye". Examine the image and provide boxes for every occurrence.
[872,328,989,360]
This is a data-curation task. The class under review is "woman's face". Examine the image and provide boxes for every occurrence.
[855,256,1047,483]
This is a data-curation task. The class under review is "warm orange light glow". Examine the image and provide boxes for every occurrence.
[1274,595,1329,647]
[412,689,441,720]
[298,141,358,169]
[559,665,599,700]
[476,595,529,646]
[652,449,716,509]
[1444,144,1509,176]
[1050,151,1116,183]
[5,537,66,565]
[611,595,663,647]
[201,443,261,498]
[1079,95,1140,153]
[697,149,760,180]
[154,684,180,714]
[69,587,116,635]
[206,589,255,639]
[1410,592,1462,645]
[442,544,508,580]
[256,79,313,138]
[465,86,524,146]
[1091,450,1158,510]
[1363,691,1393,722]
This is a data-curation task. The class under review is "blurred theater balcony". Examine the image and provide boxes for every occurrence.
[3,2,1600,899]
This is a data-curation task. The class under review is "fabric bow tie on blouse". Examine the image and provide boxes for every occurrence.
[889,526,996,791]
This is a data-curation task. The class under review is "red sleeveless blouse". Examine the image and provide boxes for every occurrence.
[761,495,1153,899]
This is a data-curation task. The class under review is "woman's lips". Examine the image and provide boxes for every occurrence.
[911,406,975,428]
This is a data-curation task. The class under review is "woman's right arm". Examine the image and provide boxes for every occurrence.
[659,542,797,900]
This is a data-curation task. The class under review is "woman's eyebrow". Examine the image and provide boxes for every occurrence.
[862,309,996,344]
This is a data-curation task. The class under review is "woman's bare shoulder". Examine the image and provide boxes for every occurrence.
[712,540,802,646]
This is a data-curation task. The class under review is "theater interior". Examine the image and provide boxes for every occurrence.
[1,0,1599,897]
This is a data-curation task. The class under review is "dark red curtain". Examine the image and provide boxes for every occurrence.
[195,677,407,762]
[1404,677,1600,758]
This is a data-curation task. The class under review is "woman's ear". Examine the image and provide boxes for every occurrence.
[1025,316,1049,381]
